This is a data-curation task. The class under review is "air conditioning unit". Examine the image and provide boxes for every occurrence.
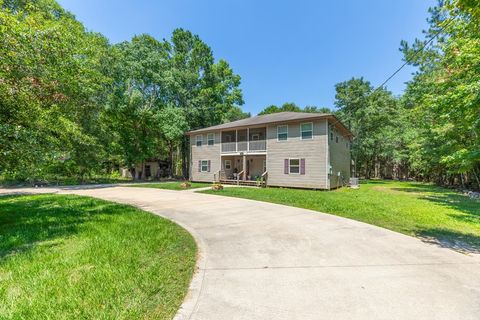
[349,177,359,189]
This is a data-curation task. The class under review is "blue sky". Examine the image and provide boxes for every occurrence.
[58,0,435,115]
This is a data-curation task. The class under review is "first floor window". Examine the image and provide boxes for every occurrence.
[225,160,231,170]
[201,160,209,172]
[263,160,267,173]
[277,125,288,141]
[301,123,313,140]
[284,158,305,175]
[196,135,203,146]
[289,159,300,174]
[207,133,214,145]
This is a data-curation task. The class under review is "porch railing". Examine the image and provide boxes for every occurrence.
[221,140,266,153]
[249,140,266,151]
[261,170,268,187]
[238,141,248,151]
[236,170,245,185]
[221,142,236,153]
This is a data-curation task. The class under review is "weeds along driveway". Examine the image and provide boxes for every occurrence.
[2,186,480,320]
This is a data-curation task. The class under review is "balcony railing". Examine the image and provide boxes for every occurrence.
[221,140,266,153]
[249,140,266,151]
[221,142,236,153]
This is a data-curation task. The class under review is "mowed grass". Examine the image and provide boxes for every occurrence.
[0,194,196,319]
[128,181,211,190]
[202,180,480,251]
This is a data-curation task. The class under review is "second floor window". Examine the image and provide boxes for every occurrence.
[196,135,203,147]
[277,125,288,141]
[301,123,313,140]
[207,133,214,146]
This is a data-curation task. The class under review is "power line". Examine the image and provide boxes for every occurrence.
[373,17,455,92]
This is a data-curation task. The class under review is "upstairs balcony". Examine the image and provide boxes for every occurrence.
[221,128,266,153]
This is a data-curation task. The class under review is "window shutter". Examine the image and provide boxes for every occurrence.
[198,160,201,172]
[300,158,305,175]
[284,159,289,174]
[207,160,211,172]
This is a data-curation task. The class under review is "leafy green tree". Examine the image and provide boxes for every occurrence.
[156,106,189,177]
[334,78,400,178]
[401,0,480,188]
[0,0,111,182]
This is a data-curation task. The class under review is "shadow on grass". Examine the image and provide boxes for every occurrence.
[0,194,122,260]
[392,187,479,219]
[418,228,480,255]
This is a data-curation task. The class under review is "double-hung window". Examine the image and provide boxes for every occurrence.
[196,135,203,147]
[289,159,300,174]
[207,133,214,146]
[201,160,209,172]
[277,125,288,141]
[301,123,313,140]
[225,160,231,170]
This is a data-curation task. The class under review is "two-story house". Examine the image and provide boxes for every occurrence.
[187,112,353,189]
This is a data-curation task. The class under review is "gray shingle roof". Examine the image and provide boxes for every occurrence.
[188,112,350,134]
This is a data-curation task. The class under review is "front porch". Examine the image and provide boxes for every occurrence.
[214,154,268,186]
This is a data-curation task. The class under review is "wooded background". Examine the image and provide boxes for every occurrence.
[1,0,478,190]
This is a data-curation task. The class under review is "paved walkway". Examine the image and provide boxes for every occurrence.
[1,186,480,320]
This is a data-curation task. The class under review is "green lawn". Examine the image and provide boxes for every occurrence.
[128,181,211,190]
[0,194,196,319]
[202,180,480,251]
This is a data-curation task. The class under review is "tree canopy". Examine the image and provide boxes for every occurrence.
[0,0,244,182]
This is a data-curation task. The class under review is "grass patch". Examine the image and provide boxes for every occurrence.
[0,194,196,319]
[128,181,211,190]
[202,180,480,252]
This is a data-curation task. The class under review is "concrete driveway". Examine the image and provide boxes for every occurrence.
[1,186,480,320]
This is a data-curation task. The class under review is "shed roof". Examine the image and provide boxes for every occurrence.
[187,112,353,137]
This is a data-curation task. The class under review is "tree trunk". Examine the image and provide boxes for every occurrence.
[181,135,189,179]
[168,142,174,178]
[472,167,480,191]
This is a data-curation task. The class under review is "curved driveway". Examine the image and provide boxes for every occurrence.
[2,186,480,319]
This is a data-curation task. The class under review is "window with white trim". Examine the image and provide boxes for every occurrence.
[196,135,203,147]
[330,131,333,140]
[225,160,231,170]
[263,160,267,173]
[251,133,260,141]
[201,160,209,172]
[301,122,313,140]
[335,135,339,143]
[207,133,214,146]
[289,159,300,174]
[277,125,288,141]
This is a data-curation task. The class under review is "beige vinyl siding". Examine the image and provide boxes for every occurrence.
[191,131,221,182]
[328,124,351,188]
[266,119,328,189]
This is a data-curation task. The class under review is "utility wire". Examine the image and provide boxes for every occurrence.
[373,17,455,92]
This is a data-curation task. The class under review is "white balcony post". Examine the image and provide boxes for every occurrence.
[247,128,250,152]
[235,130,238,152]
